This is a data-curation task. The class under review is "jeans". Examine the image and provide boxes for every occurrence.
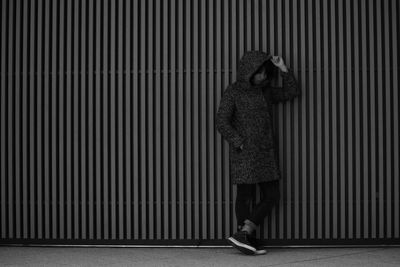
[235,179,281,228]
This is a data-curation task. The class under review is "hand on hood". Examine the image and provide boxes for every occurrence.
[270,56,288,72]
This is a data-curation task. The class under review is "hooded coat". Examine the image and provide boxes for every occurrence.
[216,51,300,184]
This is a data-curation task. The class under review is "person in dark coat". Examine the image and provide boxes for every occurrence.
[215,50,300,255]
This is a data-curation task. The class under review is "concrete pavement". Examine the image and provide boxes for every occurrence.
[1,246,400,266]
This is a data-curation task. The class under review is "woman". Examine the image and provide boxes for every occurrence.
[215,50,300,255]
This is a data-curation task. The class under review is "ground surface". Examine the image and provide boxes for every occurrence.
[1,246,400,266]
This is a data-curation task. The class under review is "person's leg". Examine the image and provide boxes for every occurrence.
[228,183,258,255]
[245,179,280,228]
[228,184,266,255]
[235,183,254,231]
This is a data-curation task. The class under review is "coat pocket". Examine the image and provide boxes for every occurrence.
[235,137,247,153]
[231,137,248,160]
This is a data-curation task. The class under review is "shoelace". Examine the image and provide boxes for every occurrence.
[243,232,257,247]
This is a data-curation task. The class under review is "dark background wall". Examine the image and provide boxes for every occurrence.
[1,0,399,245]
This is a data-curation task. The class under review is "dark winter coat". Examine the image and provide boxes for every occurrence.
[215,51,300,184]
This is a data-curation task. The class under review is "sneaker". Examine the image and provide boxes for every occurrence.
[227,231,256,255]
[247,234,267,255]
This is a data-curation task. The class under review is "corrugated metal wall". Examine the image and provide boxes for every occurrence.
[0,0,399,245]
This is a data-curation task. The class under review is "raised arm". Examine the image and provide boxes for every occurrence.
[215,86,245,149]
[269,67,301,103]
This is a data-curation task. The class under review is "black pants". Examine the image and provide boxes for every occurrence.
[235,179,280,228]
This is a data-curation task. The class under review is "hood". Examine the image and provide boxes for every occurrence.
[237,50,272,86]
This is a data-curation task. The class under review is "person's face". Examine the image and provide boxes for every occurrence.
[252,65,269,85]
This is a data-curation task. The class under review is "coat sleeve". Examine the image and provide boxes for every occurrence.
[215,86,245,149]
[269,67,301,103]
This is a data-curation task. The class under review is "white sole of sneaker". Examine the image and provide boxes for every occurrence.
[254,249,267,255]
[227,237,256,254]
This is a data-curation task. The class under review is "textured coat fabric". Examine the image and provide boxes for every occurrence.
[216,51,300,184]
